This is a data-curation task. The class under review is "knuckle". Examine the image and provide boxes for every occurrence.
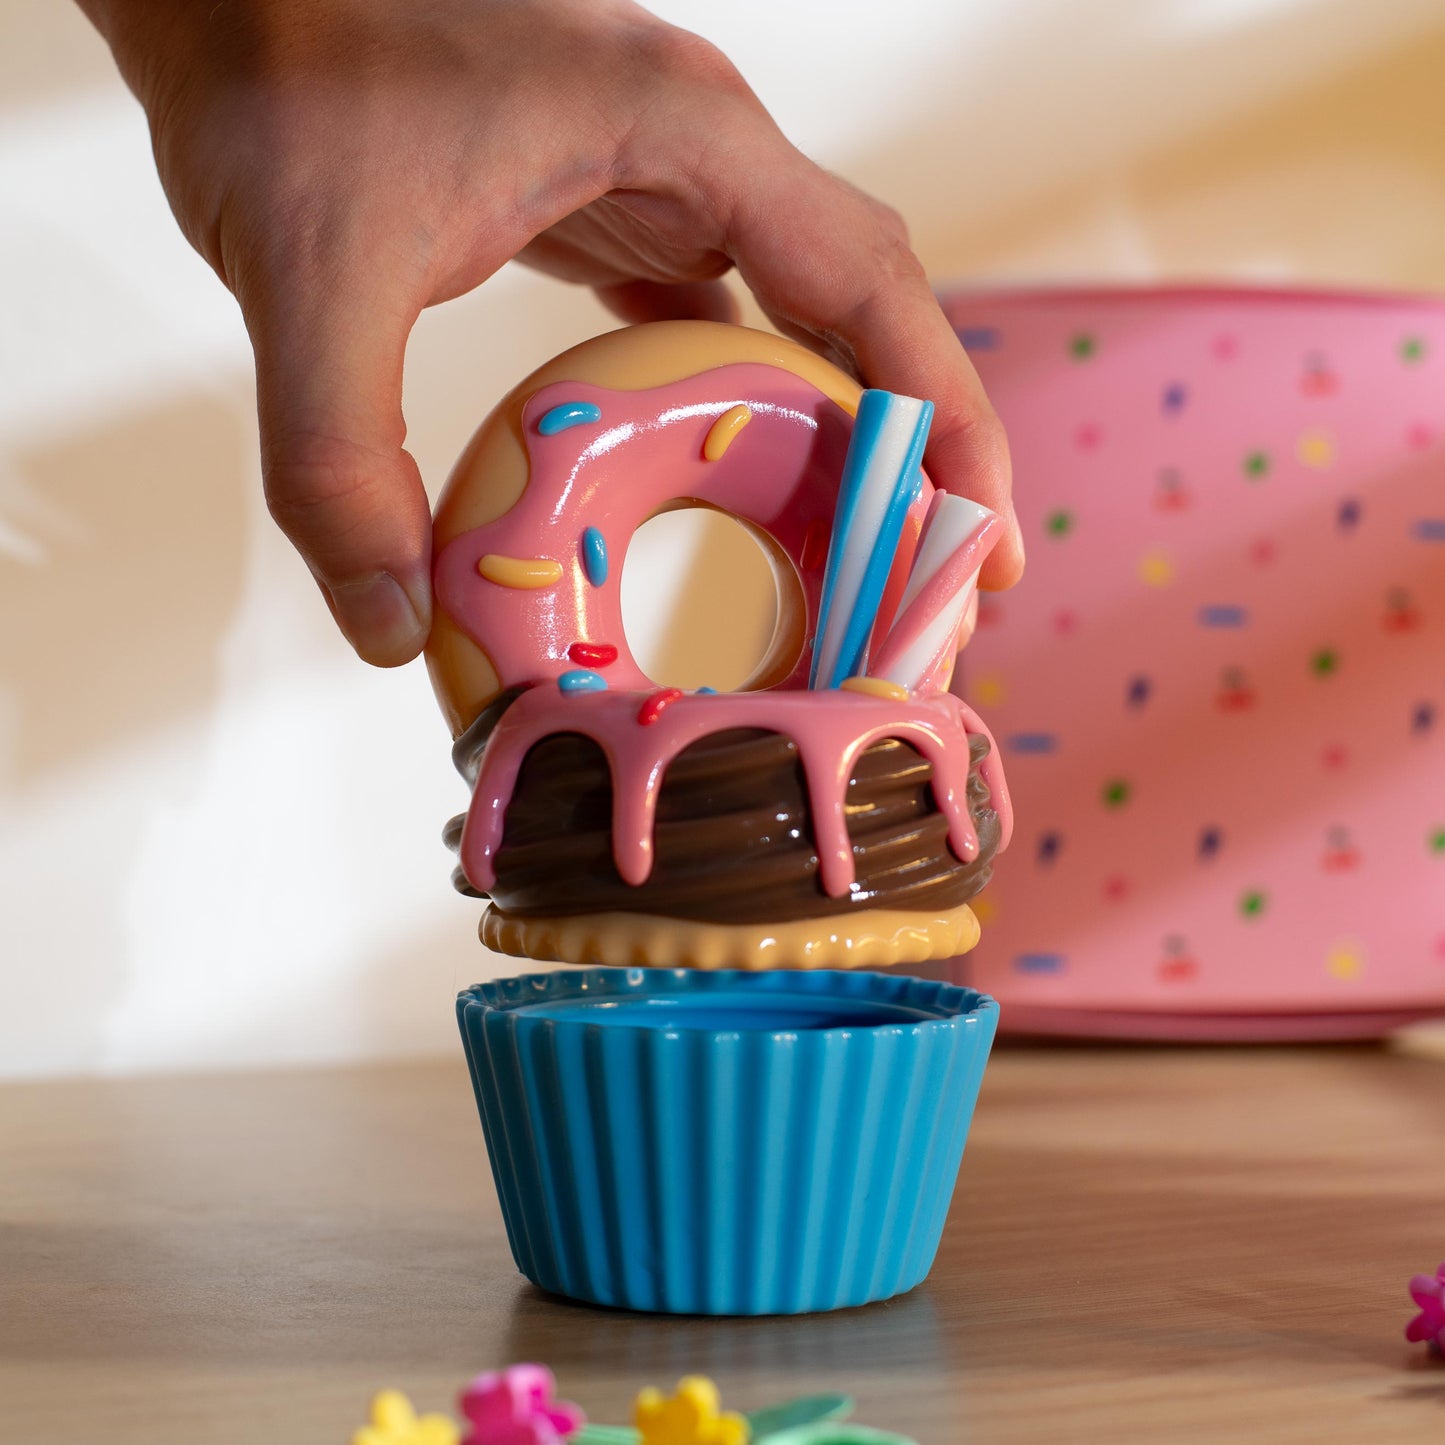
[263,434,382,544]
[638,23,750,95]
[873,227,927,285]
[957,404,1010,461]
[944,407,1013,495]
[870,198,911,247]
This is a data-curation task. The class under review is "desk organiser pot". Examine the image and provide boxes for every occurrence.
[456,967,998,1315]
[940,284,1445,1040]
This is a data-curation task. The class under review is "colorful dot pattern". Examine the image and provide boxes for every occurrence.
[940,288,1445,1033]
[1102,778,1132,808]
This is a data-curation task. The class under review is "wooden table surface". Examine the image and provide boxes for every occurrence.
[6,1039,1445,1444]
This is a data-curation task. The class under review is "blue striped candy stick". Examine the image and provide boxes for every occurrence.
[810,389,934,689]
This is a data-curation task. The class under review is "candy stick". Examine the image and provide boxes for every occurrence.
[869,495,928,649]
[867,491,1000,694]
[810,389,933,689]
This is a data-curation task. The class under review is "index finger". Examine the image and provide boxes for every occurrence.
[726,162,1023,590]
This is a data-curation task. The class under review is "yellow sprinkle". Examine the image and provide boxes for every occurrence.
[477,554,563,589]
[1297,429,1336,469]
[971,672,1006,706]
[1326,942,1364,980]
[971,893,997,926]
[702,404,753,461]
[840,675,910,702]
[1138,550,1175,587]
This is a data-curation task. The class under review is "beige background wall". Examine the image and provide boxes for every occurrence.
[3,0,1445,1078]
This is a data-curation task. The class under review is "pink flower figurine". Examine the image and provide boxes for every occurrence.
[1405,1264,1445,1355]
[459,1365,584,1445]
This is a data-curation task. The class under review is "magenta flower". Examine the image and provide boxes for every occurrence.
[459,1365,584,1445]
[1405,1264,1445,1354]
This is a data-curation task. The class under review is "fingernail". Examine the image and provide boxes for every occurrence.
[326,572,428,666]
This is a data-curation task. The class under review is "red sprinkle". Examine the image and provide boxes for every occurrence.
[568,641,619,668]
[637,688,685,726]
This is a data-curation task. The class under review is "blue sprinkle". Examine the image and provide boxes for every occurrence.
[1014,953,1065,974]
[696,686,718,695]
[958,326,1001,351]
[1412,518,1445,542]
[557,669,607,694]
[1126,675,1152,708]
[1198,826,1223,859]
[1163,382,1188,414]
[1199,605,1249,628]
[1413,701,1436,734]
[539,401,602,436]
[1037,831,1063,864]
[1007,732,1058,755]
[1337,498,1362,530]
[581,525,608,587]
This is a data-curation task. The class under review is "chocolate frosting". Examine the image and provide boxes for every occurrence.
[445,690,1000,924]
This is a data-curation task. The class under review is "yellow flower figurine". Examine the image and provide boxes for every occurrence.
[635,1376,748,1445]
[353,1388,461,1445]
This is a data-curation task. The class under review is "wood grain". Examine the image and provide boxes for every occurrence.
[4,1043,1444,1443]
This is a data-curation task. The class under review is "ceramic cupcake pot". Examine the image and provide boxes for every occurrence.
[457,968,997,1315]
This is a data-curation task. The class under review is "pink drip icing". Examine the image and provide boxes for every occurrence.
[460,687,1014,898]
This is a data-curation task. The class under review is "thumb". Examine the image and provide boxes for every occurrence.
[246,266,432,667]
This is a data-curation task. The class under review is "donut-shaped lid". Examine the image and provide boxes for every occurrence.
[428,322,889,737]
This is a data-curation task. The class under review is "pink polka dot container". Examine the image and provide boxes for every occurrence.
[940,284,1445,1040]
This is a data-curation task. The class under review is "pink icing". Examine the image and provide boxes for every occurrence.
[437,360,1012,909]
[460,686,1013,898]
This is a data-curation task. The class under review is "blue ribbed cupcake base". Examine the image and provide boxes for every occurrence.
[457,968,998,1315]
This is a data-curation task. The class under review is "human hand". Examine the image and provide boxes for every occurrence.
[81,0,1021,666]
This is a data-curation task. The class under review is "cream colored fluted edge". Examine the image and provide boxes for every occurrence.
[480,902,980,970]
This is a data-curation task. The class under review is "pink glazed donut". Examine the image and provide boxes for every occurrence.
[429,321,1011,969]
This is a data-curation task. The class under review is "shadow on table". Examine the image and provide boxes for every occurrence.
[501,1282,963,1434]
[1384,1368,1445,1406]
[502,1278,945,1377]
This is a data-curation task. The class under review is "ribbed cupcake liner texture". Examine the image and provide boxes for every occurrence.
[456,967,998,1315]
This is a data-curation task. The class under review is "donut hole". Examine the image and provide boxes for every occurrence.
[620,504,805,692]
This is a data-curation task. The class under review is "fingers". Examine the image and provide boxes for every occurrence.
[727,164,1023,590]
[242,255,433,667]
[595,278,740,325]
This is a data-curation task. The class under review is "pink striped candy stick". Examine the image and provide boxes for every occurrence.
[868,492,1001,694]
